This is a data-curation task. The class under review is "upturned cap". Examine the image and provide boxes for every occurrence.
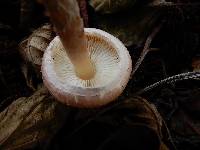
[42,28,132,108]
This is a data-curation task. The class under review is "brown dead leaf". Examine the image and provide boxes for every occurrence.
[0,86,69,150]
[19,24,55,90]
[192,57,200,72]
[19,24,55,68]
[60,97,173,150]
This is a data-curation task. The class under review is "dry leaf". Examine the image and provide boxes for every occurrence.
[19,23,55,67]
[19,24,55,90]
[60,97,172,150]
[89,0,137,14]
[97,97,164,137]
[0,86,69,150]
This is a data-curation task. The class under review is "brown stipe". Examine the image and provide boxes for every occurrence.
[39,0,95,80]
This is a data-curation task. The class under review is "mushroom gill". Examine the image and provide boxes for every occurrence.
[42,28,132,108]
[53,30,120,88]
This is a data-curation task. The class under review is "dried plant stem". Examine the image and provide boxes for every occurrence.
[149,1,200,7]
[40,0,95,80]
[132,23,162,75]
[136,72,200,95]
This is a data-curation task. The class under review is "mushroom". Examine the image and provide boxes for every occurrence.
[40,0,132,108]
[42,28,132,107]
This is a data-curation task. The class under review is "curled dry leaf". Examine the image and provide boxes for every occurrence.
[19,24,55,90]
[97,97,170,150]
[0,86,68,150]
[19,23,55,68]
[60,97,172,150]
[20,63,40,91]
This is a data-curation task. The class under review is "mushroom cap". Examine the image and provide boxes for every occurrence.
[42,28,132,108]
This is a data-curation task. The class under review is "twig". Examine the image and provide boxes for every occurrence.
[132,23,163,75]
[135,72,200,95]
[148,2,200,8]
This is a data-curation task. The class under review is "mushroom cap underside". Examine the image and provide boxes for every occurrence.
[42,28,132,108]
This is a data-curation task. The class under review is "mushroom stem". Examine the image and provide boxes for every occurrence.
[40,0,95,80]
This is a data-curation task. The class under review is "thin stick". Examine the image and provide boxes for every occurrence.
[132,23,162,75]
[136,72,200,95]
[39,0,95,80]
[148,1,200,7]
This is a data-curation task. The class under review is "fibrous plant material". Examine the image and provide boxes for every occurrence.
[0,86,69,150]
[19,24,55,89]
[19,23,55,68]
